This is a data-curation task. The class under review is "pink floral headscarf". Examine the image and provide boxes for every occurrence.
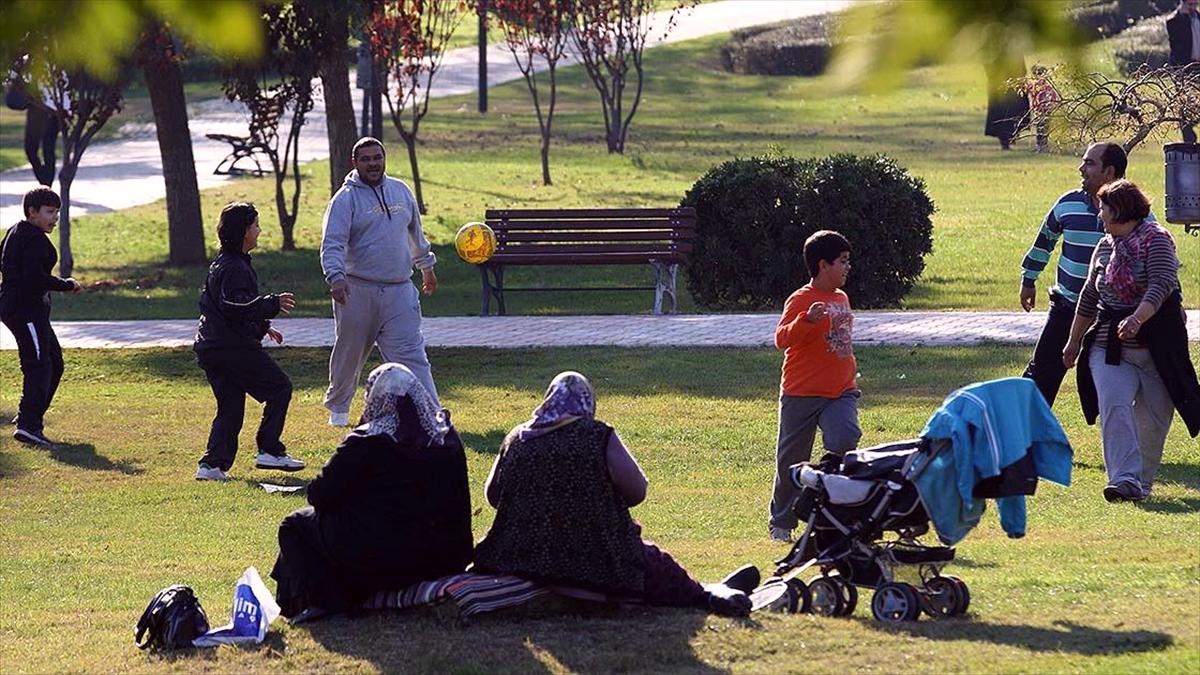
[1104,219,1173,305]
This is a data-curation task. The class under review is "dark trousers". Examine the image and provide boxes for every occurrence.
[2,313,63,435]
[1183,123,1197,144]
[24,108,57,187]
[197,347,292,471]
[1022,290,1076,407]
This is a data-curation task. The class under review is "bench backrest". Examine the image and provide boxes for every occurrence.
[483,207,696,266]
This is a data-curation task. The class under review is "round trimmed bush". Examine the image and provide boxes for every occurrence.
[681,154,935,310]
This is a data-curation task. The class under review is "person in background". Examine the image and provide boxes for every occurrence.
[0,187,80,447]
[1167,0,1200,143]
[193,202,303,481]
[1062,180,1199,503]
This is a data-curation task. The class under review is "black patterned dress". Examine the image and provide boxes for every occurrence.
[473,419,647,595]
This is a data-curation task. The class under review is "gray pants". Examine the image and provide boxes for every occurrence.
[324,278,439,415]
[1089,346,1173,496]
[769,390,862,530]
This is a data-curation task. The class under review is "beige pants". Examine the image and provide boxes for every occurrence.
[324,278,439,415]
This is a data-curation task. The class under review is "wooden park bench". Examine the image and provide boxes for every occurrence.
[205,97,282,177]
[478,207,697,316]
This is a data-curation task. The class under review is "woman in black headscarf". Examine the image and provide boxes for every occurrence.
[270,363,473,618]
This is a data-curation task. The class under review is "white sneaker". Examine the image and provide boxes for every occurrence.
[328,411,350,427]
[256,453,305,472]
[769,527,794,543]
[14,428,53,447]
[196,464,230,481]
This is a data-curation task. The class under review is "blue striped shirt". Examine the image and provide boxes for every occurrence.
[1021,190,1105,306]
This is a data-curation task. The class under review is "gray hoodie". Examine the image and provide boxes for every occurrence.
[320,170,436,286]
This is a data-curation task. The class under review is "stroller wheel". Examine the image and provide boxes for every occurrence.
[808,577,845,617]
[785,578,813,614]
[871,582,921,622]
[829,575,858,616]
[943,575,970,615]
[921,576,962,619]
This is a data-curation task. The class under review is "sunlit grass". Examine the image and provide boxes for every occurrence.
[1,344,1197,672]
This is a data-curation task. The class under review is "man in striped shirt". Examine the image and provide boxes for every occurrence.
[1019,142,1128,406]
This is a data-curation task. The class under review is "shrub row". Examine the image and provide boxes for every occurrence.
[1111,13,1171,75]
[719,13,840,77]
[681,154,935,310]
[1070,0,1176,41]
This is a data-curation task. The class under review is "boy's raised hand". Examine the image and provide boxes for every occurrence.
[805,301,828,323]
[277,292,296,314]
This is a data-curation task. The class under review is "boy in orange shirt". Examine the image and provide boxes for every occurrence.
[768,230,862,542]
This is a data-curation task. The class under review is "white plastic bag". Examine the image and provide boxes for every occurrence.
[192,566,280,647]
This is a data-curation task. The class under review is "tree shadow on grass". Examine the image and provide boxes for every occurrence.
[1155,462,1200,492]
[459,428,508,456]
[49,442,143,475]
[301,605,721,673]
[869,618,1172,656]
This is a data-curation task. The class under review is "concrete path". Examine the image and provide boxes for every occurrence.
[0,0,851,225]
[3,310,1197,350]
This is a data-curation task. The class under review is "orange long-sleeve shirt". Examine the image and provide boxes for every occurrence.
[775,285,857,398]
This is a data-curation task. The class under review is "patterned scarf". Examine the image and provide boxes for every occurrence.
[1104,219,1172,305]
[517,371,596,441]
[359,363,449,445]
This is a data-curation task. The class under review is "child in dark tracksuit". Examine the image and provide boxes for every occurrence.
[193,202,304,481]
[0,187,79,447]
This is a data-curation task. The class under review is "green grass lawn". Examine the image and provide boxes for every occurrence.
[1,344,1197,672]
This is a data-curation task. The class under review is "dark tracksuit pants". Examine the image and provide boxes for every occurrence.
[2,312,63,435]
[1022,290,1076,407]
[197,347,292,471]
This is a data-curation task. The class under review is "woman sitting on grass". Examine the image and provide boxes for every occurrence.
[473,371,756,616]
[271,363,474,620]
[1063,179,1199,503]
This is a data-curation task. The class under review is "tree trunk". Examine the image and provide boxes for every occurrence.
[540,132,552,186]
[403,134,426,215]
[57,165,76,277]
[144,52,206,266]
[320,18,357,196]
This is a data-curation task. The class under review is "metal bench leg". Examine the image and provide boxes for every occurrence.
[479,265,506,316]
[651,262,679,315]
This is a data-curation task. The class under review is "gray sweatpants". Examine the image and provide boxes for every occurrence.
[324,278,439,415]
[1088,346,1173,497]
[769,390,862,530]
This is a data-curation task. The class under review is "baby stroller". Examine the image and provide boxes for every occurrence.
[769,378,1072,623]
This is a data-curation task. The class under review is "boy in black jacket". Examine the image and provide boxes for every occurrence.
[194,202,304,481]
[1,187,80,446]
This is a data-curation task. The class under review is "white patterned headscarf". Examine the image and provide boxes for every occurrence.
[517,371,596,441]
[360,363,449,446]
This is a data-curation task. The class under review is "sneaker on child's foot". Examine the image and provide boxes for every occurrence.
[13,428,53,447]
[256,453,305,472]
[769,527,794,543]
[195,464,230,481]
[328,411,350,427]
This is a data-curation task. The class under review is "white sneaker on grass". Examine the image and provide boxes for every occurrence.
[256,453,305,472]
[14,428,53,447]
[328,411,350,427]
[195,464,230,481]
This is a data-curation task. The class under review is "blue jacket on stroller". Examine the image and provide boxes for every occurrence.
[917,377,1073,545]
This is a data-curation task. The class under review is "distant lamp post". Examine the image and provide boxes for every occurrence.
[478,0,487,113]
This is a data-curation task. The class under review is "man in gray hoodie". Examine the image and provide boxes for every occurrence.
[319,137,440,426]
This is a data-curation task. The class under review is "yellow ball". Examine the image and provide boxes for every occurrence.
[454,221,497,265]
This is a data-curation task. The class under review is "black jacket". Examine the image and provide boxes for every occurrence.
[1077,291,1200,438]
[0,221,74,321]
[193,251,280,352]
[1168,9,1199,67]
[307,428,474,591]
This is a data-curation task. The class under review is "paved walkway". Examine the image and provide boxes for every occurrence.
[0,0,851,225]
[3,311,1197,350]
